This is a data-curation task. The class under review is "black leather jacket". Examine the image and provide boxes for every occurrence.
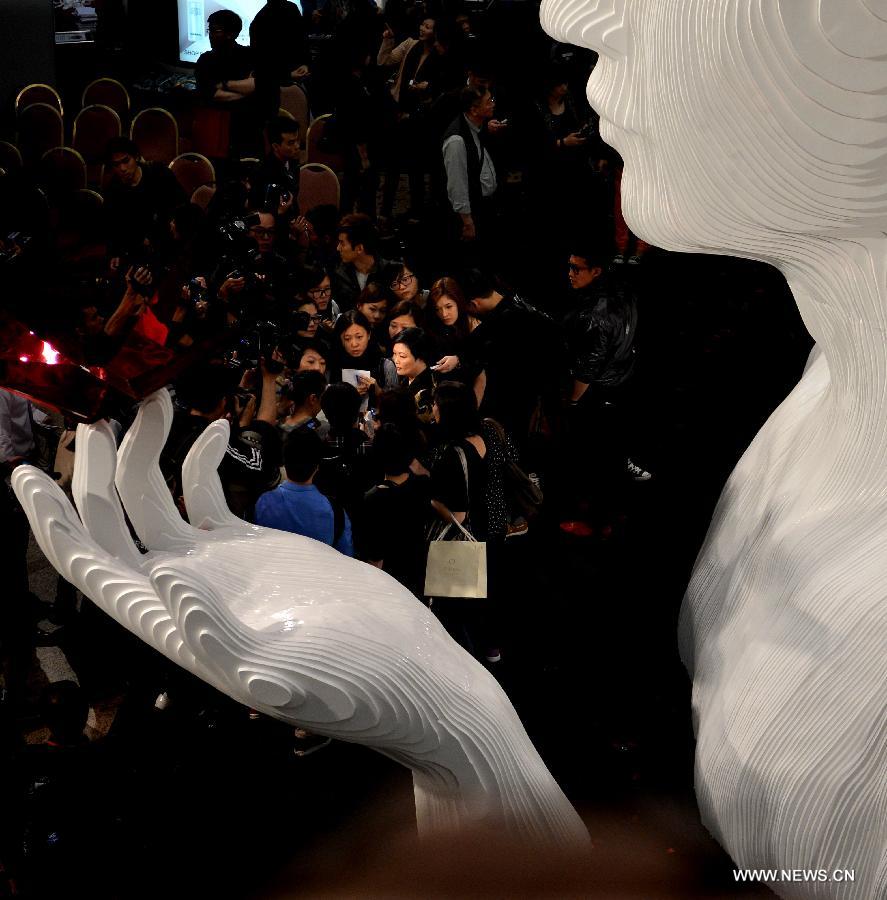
[562,276,637,390]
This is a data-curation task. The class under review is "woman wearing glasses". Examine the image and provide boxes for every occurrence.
[384,258,429,308]
[300,265,340,335]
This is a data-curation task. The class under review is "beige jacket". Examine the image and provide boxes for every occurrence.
[377,36,431,106]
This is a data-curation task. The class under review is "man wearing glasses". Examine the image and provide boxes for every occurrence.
[195,10,261,156]
[562,246,649,525]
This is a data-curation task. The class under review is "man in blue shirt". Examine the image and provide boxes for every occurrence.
[255,430,354,556]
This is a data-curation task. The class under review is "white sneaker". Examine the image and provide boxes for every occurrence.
[626,458,652,481]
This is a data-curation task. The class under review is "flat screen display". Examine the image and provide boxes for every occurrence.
[178,0,301,64]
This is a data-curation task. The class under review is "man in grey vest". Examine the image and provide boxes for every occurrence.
[442,86,498,244]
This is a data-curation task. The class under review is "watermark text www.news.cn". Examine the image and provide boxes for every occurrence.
[734,869,855,884]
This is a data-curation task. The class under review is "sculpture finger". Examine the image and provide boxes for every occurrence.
[115,389,196,551]
[11,465,188,664]
[181,418,242,531]
[72,420,143,565]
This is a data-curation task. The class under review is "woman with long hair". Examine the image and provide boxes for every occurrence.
[299,264,340,337]
[424,276,479,376]
[377,19,440,222]
[428,381,511,662]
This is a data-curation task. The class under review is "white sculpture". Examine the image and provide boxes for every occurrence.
[540,0,887,895]
[12,390,588,846]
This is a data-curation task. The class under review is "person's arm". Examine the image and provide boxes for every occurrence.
[473,369,486,408]
[225,76,256,96]
[431,497,465,525]
[430,447,468,525]
[335,510,354,557]
[443,135,475,238]
[569,380,590,403]
[214,76,256,101]
[103,267,153,338]
[378,35,412,67]
[256,364,279,426]
[0,391,23,465]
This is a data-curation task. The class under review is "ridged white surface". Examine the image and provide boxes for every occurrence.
[541,1,886,896]
[12,391,588,847]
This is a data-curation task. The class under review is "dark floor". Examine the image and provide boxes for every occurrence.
[0,247,808,898]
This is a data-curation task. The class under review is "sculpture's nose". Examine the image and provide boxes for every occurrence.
[540,0,629,60]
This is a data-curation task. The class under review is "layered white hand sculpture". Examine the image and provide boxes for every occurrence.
[541,0,886,896]
[12,390,588,846]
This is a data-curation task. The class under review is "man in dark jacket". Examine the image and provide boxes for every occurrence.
[103,137,187,267]
[195,10,260,156]
[332,214,391,310]
[562,248,637,404]
[560,246,645,523]
[254,116,301,211]
[463,269,564,452]
[249,0,310,110]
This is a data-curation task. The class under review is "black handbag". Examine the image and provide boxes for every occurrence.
[484,418,543,517]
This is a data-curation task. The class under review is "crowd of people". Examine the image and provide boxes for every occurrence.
[2,0,654,656]
[0,2,661,891]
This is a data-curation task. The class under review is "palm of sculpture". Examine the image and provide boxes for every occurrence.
[13,390,588,846]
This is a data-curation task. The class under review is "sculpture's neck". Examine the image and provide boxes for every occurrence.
[778,237,887,489]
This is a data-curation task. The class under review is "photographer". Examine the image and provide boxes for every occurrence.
[254,117,301,219]
[162,360,282,521]
[213,209,289,324]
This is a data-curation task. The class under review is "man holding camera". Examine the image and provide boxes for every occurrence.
[255,117,301,211]
[215,209,290,324]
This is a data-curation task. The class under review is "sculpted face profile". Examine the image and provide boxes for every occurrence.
[540,0,887,895]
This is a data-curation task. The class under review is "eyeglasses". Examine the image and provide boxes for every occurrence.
[250,227,273,238]
[303,314,322,323]
[308,286,332,298]
[568,262,589,273]
[391,272,416,288]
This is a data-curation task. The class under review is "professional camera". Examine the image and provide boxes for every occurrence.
[0,231,32,265]
[262,183,291,213]
[227,319,285,374]
[187,277,208,305]
[217,212,262,245]
[225,247,278,296]
[120,250,165,297]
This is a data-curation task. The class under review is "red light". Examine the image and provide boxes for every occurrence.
[41,341,61,365]
[19,355,30,363]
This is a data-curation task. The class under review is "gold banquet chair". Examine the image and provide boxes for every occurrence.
[169,152,216,198]
[82,77,131,125]
[16,103,64,167]
[298,163,340,215]
[131,107,179,165]
[73,104,122,186]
